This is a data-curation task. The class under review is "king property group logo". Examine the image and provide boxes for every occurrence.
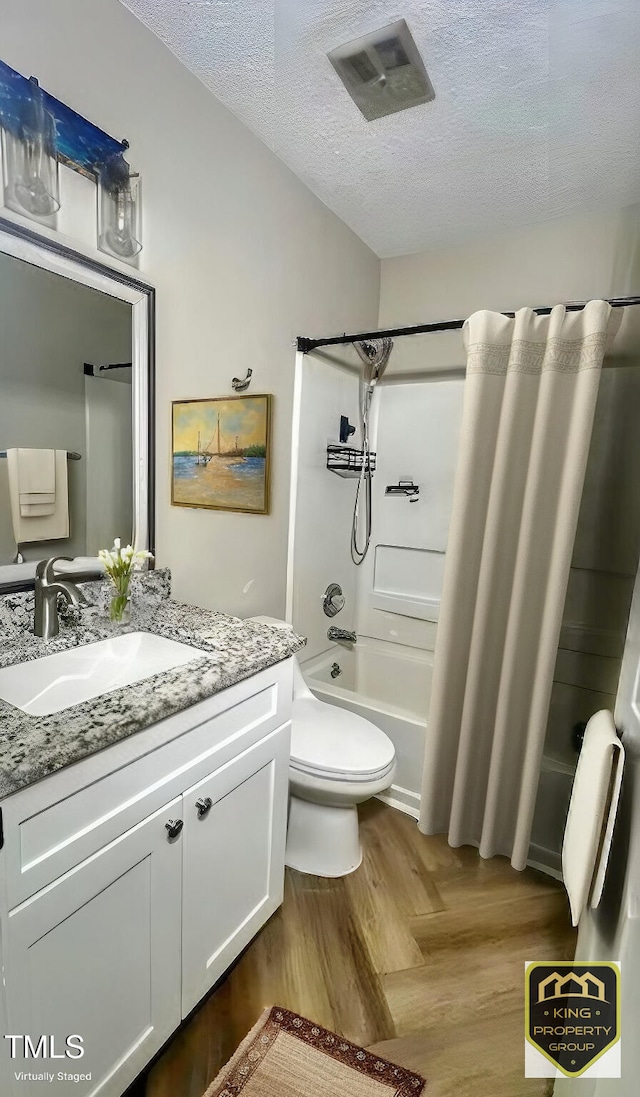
[525,961,621,1079]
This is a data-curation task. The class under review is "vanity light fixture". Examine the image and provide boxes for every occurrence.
[1,76,60,218]
[97,150,142,260]
[0,58,142,261]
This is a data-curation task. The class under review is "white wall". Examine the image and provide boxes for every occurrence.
[0,250,131,563]
[0,0,380,618]
[380,207,640,331]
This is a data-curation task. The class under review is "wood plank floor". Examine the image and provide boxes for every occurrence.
[142,801,576,1097]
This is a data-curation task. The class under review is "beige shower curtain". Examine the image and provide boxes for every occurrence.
[419,301,616,870]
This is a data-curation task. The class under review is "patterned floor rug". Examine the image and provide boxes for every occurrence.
[203,1006,426,1097]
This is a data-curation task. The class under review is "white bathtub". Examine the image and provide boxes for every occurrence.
[301,636,432,818]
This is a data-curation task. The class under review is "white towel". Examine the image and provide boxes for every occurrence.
[11,448,56,516]
[14,447,55,494]
[7,449,70,543]
[562,710,625,926]
[20,499,56,516]
[55,557,105,576]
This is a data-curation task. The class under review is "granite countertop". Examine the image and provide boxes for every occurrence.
[0,584,305,799]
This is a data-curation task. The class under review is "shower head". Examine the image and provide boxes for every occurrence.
[353,337,393,384]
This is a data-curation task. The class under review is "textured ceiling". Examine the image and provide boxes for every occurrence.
[120,0,640,257]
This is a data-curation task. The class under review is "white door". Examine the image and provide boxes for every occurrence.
[181,724,290,1016]
[3,797,183,1097]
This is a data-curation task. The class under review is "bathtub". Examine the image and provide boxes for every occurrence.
[300,636,432,818]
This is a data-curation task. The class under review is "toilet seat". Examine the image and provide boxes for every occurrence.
[291,697,395,782]
[290,755,396,784]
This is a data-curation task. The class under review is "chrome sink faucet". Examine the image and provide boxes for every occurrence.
[327,625,357,643]
[34,556,88,640]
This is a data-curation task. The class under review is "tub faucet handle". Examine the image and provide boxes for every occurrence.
[323,583,345,618]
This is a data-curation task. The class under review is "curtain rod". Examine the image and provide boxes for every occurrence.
[296,295,640,354]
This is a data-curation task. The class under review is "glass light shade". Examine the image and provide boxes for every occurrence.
[98,161,142,260]
[2,78,60,218]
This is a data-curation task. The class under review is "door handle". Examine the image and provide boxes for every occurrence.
[195,797,212,818]
[165,818,184,840]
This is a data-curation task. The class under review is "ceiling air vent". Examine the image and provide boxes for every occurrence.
[328,19,435,122]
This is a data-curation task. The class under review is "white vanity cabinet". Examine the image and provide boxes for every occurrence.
[4,796,184,1097]
[181,727,290,1015]
[0,659,292,1097]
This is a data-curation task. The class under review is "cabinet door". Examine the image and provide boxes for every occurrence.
[3,797,183,1097]
[181,723,290,1016]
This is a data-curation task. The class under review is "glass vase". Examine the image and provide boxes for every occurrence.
[109,592,131,625]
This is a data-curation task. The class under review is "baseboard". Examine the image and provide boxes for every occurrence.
[376,783,421,820]
[374,798,565,876]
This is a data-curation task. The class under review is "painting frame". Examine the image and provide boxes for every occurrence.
[171,393,272,515]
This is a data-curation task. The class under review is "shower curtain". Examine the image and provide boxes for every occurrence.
[419,301,616,870]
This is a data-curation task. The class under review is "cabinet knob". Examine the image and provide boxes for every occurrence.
[165,818,183,840]
[195,797,213,818]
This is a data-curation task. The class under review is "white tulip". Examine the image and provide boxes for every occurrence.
[98,542,153,583]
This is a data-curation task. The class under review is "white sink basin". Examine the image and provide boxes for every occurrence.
[0,632,204,716]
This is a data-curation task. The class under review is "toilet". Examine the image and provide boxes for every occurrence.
[249,617,396,877]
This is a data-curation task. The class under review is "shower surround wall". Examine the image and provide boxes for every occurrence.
[292,357,465,816]
[290,353,362,661]
[355,380,463,644]
[353,378,463,811]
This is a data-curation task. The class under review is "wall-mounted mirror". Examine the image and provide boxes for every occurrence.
[0,217,154,592]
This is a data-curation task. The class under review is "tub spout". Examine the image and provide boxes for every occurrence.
[327,626,357,643]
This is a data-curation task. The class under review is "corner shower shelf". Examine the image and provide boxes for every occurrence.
[326,444,376,479]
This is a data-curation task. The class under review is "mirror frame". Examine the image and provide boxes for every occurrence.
[0,214,155,594]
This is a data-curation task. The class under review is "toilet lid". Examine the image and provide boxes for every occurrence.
[290,697,396,779]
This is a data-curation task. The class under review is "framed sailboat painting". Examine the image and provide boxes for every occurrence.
[171,394,272,514]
